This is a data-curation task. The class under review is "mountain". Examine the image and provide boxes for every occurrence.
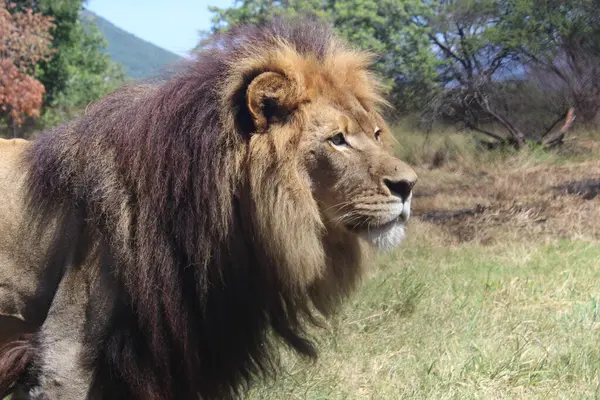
[83,10,183,80]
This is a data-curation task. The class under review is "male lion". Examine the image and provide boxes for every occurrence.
[0,18,417,399]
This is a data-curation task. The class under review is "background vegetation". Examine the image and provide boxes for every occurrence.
[0,0,180,138]
[3,0,598,145]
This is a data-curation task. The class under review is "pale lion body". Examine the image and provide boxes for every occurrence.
[0,138,102,399]
[0,139,45,341]
[0,18,417,399]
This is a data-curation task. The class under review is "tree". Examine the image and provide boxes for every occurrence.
[499,0,600,124]
[0,1,55,136]
[422,0,529,147]
[39,10,126,127]
[203,0,440,114]
[12,0,126,129]
[424,0,581,148]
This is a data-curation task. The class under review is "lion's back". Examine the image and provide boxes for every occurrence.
[0,138,29,161]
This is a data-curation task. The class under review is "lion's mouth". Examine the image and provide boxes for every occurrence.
[344,198,411,233]
[345,214,404,232]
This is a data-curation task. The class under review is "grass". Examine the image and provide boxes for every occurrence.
[248,235,600,399]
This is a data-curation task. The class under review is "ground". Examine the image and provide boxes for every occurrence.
[248,130,600,399]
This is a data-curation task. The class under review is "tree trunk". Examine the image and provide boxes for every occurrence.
[11,117,18,138]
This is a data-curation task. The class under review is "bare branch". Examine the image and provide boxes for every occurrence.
[541,108,570,139]
[428,33,470,73]
[476,93,526,145]
[543,108,576,147]
[465,122,506,142]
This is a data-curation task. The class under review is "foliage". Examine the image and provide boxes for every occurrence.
[421,0,531,147]
[10,0,126,131]
[204,0,441,114]
[498,0,600,123]
[39,10,126,127]
[421,0,592,148]
[0,1,54,129]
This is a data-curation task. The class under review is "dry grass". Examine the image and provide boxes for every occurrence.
[248,129,600,399]
[394,127,600,245]
[412,159,600,245]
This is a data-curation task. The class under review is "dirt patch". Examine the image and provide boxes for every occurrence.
[412,160,600,245]
[420,205,488,223]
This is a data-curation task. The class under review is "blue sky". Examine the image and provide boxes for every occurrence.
[86,0,225,56]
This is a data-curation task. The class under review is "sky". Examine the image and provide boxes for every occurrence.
[86,0,225,57]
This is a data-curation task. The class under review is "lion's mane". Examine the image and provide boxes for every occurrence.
[22,17,378,399]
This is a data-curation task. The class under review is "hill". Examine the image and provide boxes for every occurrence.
[82,10,182,80]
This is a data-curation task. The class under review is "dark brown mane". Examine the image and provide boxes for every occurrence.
[23,17,348,400]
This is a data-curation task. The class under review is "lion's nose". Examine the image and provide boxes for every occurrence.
[382,161,418,202]
[383,178,415,202]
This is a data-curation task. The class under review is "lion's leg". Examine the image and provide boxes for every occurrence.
[13,263,98,400]
[0,137,65,352]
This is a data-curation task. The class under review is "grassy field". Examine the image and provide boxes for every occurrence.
[249,239,600,399]
[248,130,600,399]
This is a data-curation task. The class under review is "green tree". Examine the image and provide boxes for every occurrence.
[422,0,589,147]
[40,10,126,127]
[14,0,125,128]
[495,0,600,122]
[204,0,440,114]
[423,0,531,147]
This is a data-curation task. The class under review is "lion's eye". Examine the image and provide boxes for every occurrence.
[329,133,348,147]
[374,129,382,142]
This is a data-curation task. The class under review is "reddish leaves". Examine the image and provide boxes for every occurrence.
[0,1,55,126]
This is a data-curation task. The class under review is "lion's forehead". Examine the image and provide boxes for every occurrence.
[306,96,381,134]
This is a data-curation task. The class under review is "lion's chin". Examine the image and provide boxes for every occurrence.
[357,220,406,252]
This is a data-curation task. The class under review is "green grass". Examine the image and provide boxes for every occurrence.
[248,239,600,399]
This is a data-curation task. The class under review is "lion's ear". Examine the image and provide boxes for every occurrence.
[247,71,297,132]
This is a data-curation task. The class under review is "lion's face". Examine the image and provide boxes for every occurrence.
[301,99,417,251]
[244,56,417,257]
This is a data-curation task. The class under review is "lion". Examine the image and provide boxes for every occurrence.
[0,17,417,399]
